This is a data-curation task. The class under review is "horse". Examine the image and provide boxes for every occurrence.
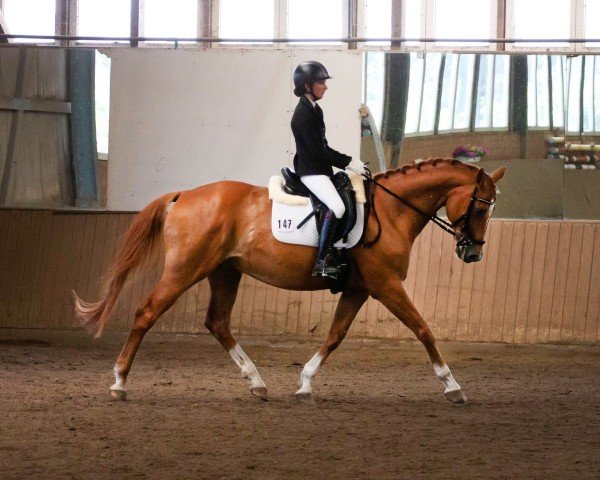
[73,158,505,404]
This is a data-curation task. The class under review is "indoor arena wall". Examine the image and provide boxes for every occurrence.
[1,210,598,345]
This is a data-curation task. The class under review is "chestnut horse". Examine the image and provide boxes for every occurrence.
[74,158,505,404]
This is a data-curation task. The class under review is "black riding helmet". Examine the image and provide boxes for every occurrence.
[293,61,332,97]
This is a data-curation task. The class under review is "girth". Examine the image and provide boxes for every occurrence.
[280,167,357,244]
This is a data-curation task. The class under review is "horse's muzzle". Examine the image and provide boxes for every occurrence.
[456,243,483,263]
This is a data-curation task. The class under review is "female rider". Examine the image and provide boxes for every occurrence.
[291,61,364,278]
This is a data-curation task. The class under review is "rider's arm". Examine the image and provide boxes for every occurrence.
[294,114,352,169]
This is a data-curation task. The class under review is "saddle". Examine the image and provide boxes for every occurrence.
[280,167,358,245]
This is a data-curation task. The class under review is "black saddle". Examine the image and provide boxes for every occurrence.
[280,167,357,244]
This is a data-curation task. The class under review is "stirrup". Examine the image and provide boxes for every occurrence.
[312,255,341,278]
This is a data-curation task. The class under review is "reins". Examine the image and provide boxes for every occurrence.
[358,166,494,248]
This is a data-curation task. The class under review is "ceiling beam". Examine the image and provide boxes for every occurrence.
[130,0,140,46]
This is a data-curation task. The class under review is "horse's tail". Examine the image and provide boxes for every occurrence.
[73,192,179,338]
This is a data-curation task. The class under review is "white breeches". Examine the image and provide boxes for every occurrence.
[300,175,346,219]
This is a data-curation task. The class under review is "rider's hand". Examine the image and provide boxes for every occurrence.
[346,159,367,176]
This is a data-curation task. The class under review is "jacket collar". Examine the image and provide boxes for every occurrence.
[299,95,323,122]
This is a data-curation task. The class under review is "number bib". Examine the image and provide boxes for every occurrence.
[270,200,364,248]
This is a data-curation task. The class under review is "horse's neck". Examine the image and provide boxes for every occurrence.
[378,164,474,240]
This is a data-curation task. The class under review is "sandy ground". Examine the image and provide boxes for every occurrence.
[1,329,599,480]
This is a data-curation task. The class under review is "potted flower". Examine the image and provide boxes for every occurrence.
[452,145,489,162]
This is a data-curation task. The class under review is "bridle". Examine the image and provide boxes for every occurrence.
[450,184,495,247]
[360,168,496,248]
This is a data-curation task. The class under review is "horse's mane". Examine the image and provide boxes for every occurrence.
[372,157,480,180]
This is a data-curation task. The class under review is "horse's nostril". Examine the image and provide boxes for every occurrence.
[466,253,480,263]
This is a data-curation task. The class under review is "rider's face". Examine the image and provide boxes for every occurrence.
[306,80,327,100]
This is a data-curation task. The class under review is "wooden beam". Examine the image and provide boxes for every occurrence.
[497,0,506,52]
[55,0,78,46]
[130,0,140,47]
[198,0,213,48]
[0,98,72,114]
[347,0,358,50]
[0,48,26,204]
[391,0,402,50]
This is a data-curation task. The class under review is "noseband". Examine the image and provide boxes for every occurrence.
[450,184,496,247]
[361,168,495,248]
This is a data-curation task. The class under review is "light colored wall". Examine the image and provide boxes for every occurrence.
[105,48,363,211]
[1,210,598,345]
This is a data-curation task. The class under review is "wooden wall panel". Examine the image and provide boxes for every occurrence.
[0,210,599,345]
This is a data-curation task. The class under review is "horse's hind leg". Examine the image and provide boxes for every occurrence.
[205,262,268,400]
[378,282,466,403]
[296,288,369,404]
[110,275,192,400]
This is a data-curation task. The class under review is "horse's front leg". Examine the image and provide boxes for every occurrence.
[296,288,369,404]
[376,281,467,403]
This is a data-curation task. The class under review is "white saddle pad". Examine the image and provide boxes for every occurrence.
[271,200,365,248]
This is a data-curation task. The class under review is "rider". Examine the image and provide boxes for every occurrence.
[291,60,364,278]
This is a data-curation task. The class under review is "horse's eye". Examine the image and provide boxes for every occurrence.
[474,208,486,217]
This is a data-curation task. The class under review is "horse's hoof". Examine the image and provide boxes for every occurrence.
[110,388,127,401]
[295,391,315,405]
[250,386,269,401]
[444,388,467,403]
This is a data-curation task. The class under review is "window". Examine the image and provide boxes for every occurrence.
[584,0,600,49]
[405,52,442,135]
[511,0,570,49]
[550,56,565,128]
[475,55,509,129]
[3,0,56,43]
[95,51,111,155]
[405,54,426,134]
[566,56,583,133]
[78,0,131,43]
[561,55,600,134]
[219,0,274,43]
[582,56,595,132]
[143,0,197,43]
[364,52,386,133]
[527,56,550,128]
[580,56,600,133]
[403,0,423,47]
[434,0,493,48]
[288,0,342,45]
[365,52,510,139]
[365,0,391,46]
[526,55,565,130]
[592,57,600,132]
[419,53,442,132]
[438,54,476,131]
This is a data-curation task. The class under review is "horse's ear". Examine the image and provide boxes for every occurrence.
[490,166,507,183]
[475,168,485,184]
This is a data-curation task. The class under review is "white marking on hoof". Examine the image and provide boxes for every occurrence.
[295,391,315,405]
[296,352,323,399]
[110,388,126,401]
[110,366,127,400]
[229,344,267,394]
[444,388,467,403]
[434,363,466,403]
[250,386,269,401]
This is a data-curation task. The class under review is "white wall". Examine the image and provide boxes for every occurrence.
[106,48,363,210]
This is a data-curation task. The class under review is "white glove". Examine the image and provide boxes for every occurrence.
[346,159,367,176]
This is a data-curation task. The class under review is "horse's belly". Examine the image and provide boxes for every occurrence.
[231,239,329,291]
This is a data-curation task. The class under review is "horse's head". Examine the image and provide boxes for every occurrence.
[445,166,506,263]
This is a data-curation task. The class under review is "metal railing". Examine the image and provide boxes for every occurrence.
[1,34,600,48]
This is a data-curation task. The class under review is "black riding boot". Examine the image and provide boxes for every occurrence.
[313,210,341,278]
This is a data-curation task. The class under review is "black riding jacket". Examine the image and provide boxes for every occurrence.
[291,96,352,177]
